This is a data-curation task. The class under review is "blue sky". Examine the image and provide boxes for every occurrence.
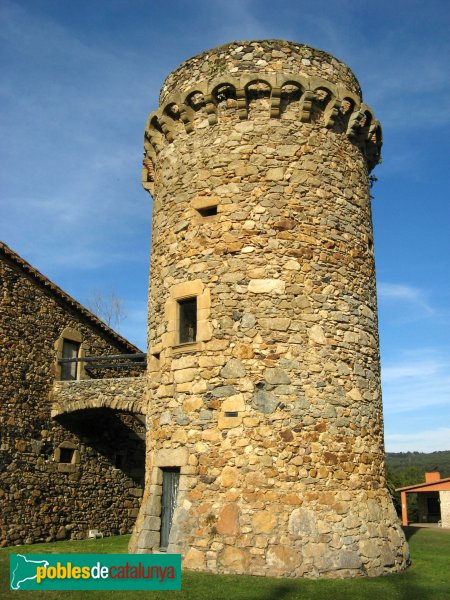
[1,0,449,452]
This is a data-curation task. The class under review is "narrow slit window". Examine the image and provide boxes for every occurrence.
[61,339,80,381]
[178,297,197,344]
[160,467,180,551]
[197,205,218,217]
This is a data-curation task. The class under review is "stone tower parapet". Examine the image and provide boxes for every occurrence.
[132,40,408,578]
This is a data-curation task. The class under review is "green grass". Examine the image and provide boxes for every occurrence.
[1,528,449,599]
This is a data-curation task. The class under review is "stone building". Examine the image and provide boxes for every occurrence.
[128,40,409,577]
[0,241,145,546]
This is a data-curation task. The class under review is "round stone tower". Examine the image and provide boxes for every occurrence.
[131,40,409,578]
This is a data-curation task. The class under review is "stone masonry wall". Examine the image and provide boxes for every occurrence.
[0,250,145,546]
[50,377,146,418]
[160,40,362,103]
[440,491,450,528]
[131,40,409,578]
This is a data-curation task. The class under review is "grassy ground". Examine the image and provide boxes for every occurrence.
[1,527,449,599]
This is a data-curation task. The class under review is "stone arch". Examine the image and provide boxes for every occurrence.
[366,120,383,169]
[346,105,375,145]
[164,102,182,122]
[177,86,208,132]
[145,115,165,152]
[52,396,145,418]
[368,120,382,146]
[157,103,182,142]
[184,90,204,111]
[279,81,304,119]
[359,105,375,138]
[312,85,336,123]
[245,79,272,116]
[142,154,155,182]
[335,96,357,133]
[142,141,156,194]
[211,82,238,119]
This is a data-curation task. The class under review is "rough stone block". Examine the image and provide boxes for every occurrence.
[259,317,291,331]
[248,279,285,294]
[143,516,161,531]
[220,358,246,379]
[265,367,291,385]
[222,394,245,413]
[138,530,160,550]
[173,368,197,384]
[183,547,206,570]
[211,385,237,398]
[253,390,279,414]
[154,447,189,467]
[219,546,249,572]
[217,503,240,535]
[218,413,243,429]
[252,511,277,533]
[288,508,318,536]
[266,545,300,571]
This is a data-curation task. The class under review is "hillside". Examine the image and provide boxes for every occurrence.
[386,450,450,480]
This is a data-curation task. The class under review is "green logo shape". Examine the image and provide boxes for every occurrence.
[10,554,181,590]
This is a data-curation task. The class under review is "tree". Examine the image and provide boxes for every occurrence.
[85,289,127,333]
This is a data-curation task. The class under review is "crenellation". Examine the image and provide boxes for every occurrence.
[143,69,381,179]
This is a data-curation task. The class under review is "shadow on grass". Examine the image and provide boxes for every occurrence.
[403,526,421,542]
[262,584,292,600]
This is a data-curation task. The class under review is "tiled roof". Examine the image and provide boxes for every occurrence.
[396,477,450,492]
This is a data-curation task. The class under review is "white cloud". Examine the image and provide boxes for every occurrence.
[377,282,434,316]
[382,360,443,383]
[385,428,450,453]
[382,348,450,415]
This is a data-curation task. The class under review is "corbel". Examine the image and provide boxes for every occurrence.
[236,87,248,120]
[270,87,282,118]
[300,91,315,122]
[324,98,342,128]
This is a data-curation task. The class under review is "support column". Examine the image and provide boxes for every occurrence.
[401,491,408,526]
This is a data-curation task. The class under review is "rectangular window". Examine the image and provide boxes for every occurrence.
[61,339,80,381]
[178,297,197,344]
[160,467,180,551]
[59,448,75,463]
